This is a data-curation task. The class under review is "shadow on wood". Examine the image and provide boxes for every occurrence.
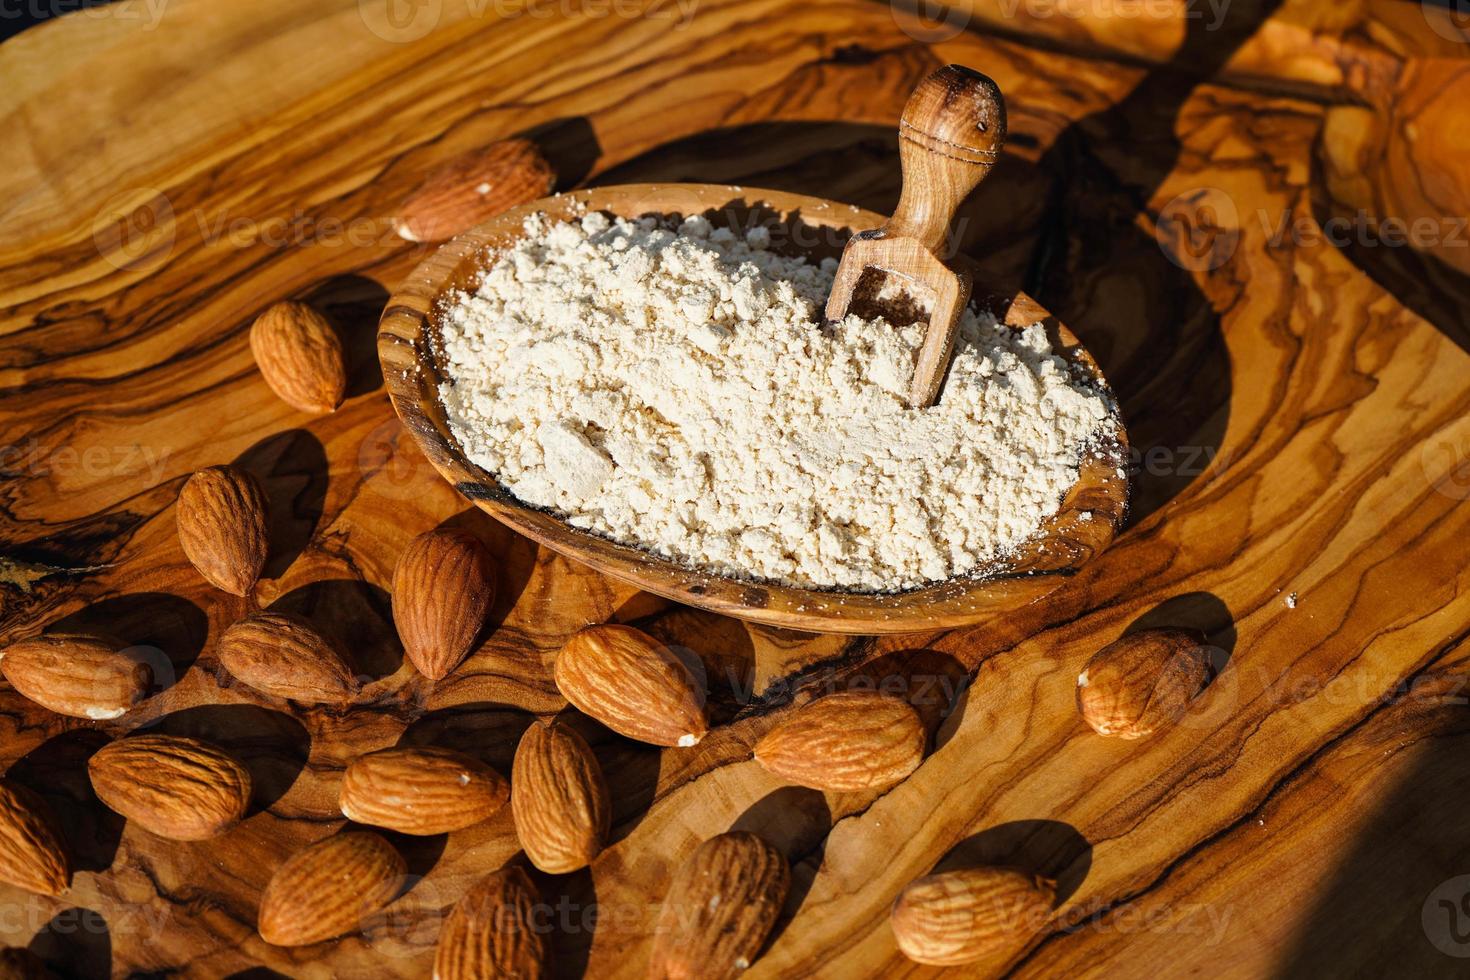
[270,578,401,682]
[730,786,834,944]
[152,704,311,812]
[936,819,1093,905]
[27,906,111,979]
[48,591,208,693]
[7,729,124,874]
[398,700,536,774]
[232,429,328,581]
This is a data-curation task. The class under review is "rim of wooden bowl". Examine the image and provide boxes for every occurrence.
[377,184,1129,634]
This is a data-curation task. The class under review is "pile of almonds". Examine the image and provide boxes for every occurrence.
[0,138,1221,973]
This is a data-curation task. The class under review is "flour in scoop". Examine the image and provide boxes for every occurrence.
[438,211,1117,592]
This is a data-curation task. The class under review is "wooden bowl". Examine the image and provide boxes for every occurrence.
[378,184,1129,634]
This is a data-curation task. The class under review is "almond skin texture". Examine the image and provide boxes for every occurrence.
[754,691,924,792]
[217,611,358,704]
[249,300,346,415]
[0,634,150,721]
[392,528,497,680]
[258,831,405,947]
[648,832,790,980]
[433,866,547,980]
[891,866,1055,966]
[339,745,508,836]
[553,624,708,747]
[511,720,611,873]
[0,779,70,897]
[176,464,269,596]
[1076,628,1212,739]
[88,735,251,841]
[395,139,556,243]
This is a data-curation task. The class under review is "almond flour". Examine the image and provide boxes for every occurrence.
[438,211,1116,592]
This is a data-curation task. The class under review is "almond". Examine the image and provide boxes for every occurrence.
[1076,628,1211,739]
[257,831,405,947]
[392,528,497,680]
[395,139,556,243]
[217,611,358,705]
[339,745,508,836]
[88,734,251,841]
[0,779,70,897]
[0,633,150,720]
[0,946,57,979]
[433,866,547,980]
[511,720,610,873]
[249,300,346,415]
[553,625,708,748]
[176,465,269,596]
[891,866,1054,966]
[753,691,924,791]
[648,832,790,980]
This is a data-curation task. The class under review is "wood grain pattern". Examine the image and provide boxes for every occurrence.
[0,0,1468,977]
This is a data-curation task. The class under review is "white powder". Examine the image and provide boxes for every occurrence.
[438,211,1116,592]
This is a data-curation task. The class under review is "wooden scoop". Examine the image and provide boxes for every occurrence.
[825,65,1007,408]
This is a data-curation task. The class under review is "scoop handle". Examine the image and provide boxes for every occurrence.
[884,66,1007,255]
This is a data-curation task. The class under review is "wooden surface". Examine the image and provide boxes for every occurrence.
[378,185,1127,634]
[1,0,1468,977]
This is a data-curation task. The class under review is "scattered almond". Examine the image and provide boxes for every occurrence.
[339,745,508,836]
[553,624,708,748]
[648,832,790,980]
[176,465,269,595]
[395,139,556,243]
[0,779,70,897]
[217,611,358,705]
[0,633,150,721]
[511,720,611,873]
[891,866,1054,966]
[753,690,924,791]
[1076,628,1211,739]
[249,300,347,415]
[392,528,497,680]
[433,866,548,980]
[88,735,251,841]
[257,831,405,947]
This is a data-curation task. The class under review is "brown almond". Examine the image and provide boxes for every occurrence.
[0,779,70,897]
[1076,628,1211,739]
[511,720,611,873]
[433,866,547,980]
[176,464,269,595]
[339,745,508,836]
[392,528,497,680]
[553,625,708,747]
[217,611,358,705]
[249,300,346,415]
[648,832,790,980]
[753,691,924,792]
[0,633,150,720]
[395,139,556,243]
[258,831,405,947]
[0,946,57,979]
[891,866,1054,966]
[88,734,251,841]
